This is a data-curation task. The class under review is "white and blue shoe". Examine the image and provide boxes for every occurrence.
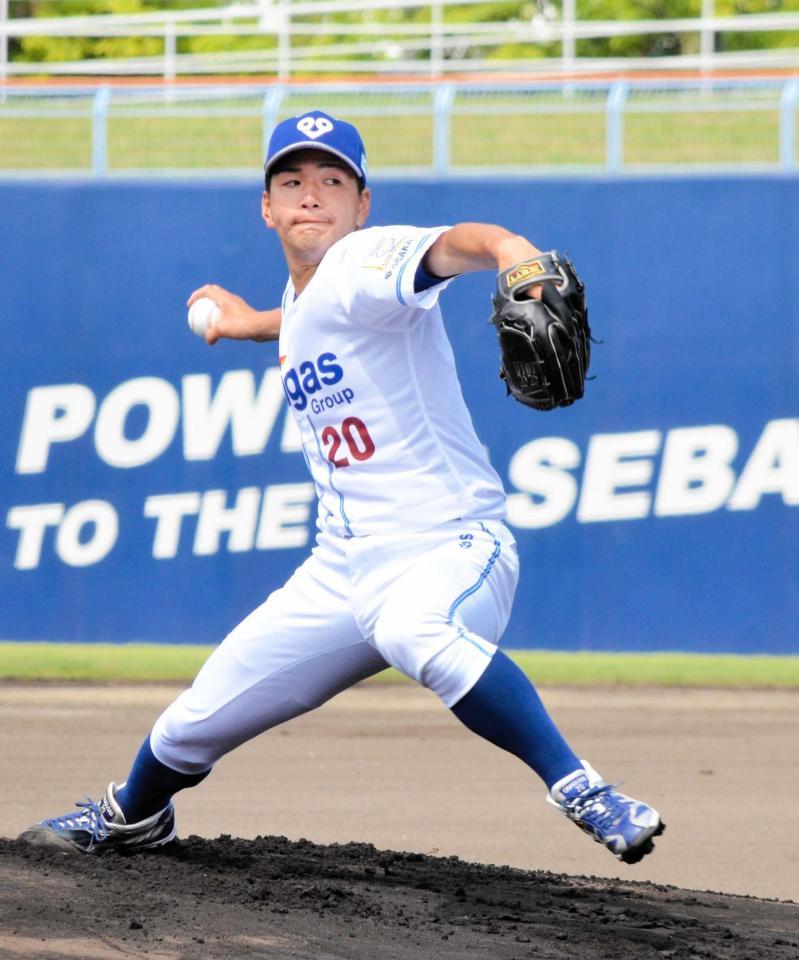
[18,782,176,854]
[548,762,665,864]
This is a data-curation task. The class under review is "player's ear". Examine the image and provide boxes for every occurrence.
[261,191,274,228]
[355,186,371,229]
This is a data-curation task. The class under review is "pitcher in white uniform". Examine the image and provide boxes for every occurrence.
[20,111,664,865]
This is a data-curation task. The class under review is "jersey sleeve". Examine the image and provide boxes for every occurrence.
[340,225,457,329]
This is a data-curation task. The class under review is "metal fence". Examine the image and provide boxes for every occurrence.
[3,1,799,80]
[1,78,798,176]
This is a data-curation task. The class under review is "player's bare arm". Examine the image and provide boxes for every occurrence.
[187,284,282,345]
[423,223,544,286]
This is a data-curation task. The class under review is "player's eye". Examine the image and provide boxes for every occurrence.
[323,176,342,185]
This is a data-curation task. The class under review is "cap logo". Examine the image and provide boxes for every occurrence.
[297,116,334,140]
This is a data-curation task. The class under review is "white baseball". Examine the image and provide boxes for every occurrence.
[188,297,222,337]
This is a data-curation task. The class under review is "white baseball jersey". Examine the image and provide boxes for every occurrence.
[278,224,506,538]
[152,226,520,770]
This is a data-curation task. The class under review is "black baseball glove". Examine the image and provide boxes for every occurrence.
[490,251,591,411]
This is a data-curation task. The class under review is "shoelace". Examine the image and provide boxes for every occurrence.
[43,798,110,842]
[566,784,630,829]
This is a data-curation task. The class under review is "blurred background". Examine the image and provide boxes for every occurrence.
[1,1,797,655]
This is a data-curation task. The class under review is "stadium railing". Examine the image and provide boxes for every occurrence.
[1,77,798,177]
[1,2,799,81]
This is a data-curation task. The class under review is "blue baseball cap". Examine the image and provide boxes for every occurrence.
[264,110,368,184]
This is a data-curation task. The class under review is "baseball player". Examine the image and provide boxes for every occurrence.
[20,112,664,865]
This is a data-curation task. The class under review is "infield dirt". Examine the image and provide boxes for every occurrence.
[0,682,797,959]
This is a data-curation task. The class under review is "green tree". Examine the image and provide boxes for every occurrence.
[14,0,230,64]
[9,0,799,69]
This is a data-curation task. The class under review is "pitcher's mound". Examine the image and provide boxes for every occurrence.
[1,835,797,959]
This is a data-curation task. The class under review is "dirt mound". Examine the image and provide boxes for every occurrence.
[0,835,797,960]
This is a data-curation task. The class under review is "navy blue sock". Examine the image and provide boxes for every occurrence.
[115,737,210,822]
[451,650,582,790]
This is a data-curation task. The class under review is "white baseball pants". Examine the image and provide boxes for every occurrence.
[151,518,519,774]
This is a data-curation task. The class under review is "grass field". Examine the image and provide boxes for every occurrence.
[1,642,797,687]
[1,98,795,171]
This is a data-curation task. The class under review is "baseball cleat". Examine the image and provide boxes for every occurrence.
[547,762,665,864]
[17,782,176,854]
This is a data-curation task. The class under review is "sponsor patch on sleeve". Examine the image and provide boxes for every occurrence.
[361,235,404,271]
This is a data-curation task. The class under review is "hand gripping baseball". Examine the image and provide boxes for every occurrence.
[490,251,591,411]
[186,284,282,344]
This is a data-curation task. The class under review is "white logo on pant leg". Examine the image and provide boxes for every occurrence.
[297,116,334,139]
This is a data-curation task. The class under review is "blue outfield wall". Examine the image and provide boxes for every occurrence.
[0,177,797,653]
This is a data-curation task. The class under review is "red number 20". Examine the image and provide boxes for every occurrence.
[321,417,376,469]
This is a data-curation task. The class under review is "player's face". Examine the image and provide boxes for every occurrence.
[262,151,371,264]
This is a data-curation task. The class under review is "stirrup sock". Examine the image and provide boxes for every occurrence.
[115,736,210,822]
[451,649,582,790]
